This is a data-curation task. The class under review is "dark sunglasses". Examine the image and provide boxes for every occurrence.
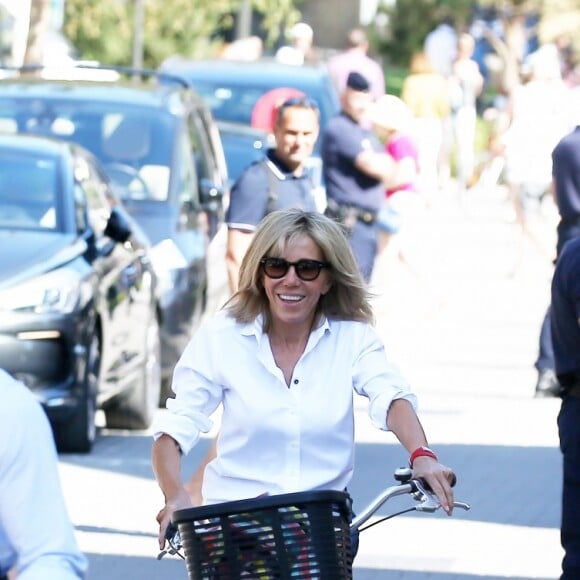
[260,257,329,281]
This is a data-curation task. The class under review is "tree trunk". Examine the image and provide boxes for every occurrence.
[23,0,51,67]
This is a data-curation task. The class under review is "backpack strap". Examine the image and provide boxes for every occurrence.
[260,159,280,216]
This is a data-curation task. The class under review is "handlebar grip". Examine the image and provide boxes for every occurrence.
[165,522,178,541]
[417,471,457,492]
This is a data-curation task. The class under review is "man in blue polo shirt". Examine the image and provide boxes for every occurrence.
[321,71,394,282]
[535,121,580,397]
[225,97,320,293]
[551,236,580,580]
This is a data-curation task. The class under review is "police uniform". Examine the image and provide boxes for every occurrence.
[321,75,383,283]
[226,149,317,232]
[535,126,580,396]
[551,237,580,579]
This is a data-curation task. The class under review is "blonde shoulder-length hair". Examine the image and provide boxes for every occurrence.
[225,208,374,329]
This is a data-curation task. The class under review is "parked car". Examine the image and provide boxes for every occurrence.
[0,67,224,396]
[159,58,340,207]
[160,58,340,147]
[0,133,161,453]
[216,120,274,185]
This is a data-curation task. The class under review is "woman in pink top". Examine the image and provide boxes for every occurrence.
[368,95,440,310]
[369,95,422,254]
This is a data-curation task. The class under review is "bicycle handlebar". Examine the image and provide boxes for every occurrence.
[350,467,470,532]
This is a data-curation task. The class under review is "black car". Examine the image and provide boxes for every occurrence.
[0,134,161,452]
[0,68,226,394]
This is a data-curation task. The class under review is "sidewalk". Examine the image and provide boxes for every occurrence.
[352,185,563,579]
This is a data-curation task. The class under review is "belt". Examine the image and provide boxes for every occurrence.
[566,385,580,398]
[325,199,377,225]
[560,215,580,227]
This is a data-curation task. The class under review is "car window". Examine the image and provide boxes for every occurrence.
[0,100,175,202]
[176,126,199,210]
[182,78,338,155]
[74,155,110,237]
[0,151,59,230]
[187,112,211,182]
[190,82,272,126]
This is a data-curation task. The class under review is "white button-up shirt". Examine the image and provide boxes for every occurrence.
[0,370,87,579]
[153,311,417,505]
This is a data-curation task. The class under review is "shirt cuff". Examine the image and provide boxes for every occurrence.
[152,405,213,455]
[368,391,418,431]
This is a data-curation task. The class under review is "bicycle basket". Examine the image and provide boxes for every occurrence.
[172,489,353,579]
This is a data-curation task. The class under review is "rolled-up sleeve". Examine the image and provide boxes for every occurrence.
[352,325,417,431]
[151,321,224,455]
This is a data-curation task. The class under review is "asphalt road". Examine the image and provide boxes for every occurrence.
[58,183,564,579]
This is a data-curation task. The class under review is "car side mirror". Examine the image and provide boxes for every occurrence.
[199,178,223,213]
[104,207,132,244]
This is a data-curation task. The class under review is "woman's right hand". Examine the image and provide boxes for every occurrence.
[156,487,193,549]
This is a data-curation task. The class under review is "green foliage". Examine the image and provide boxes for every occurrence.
[375,0,473,67]
[384,64,408,97]
[63,0,301,68]
[64,1,131,65]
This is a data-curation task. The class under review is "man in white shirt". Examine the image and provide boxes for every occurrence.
[275,22,316,66]
[424,15,458,78]
[0,370,87,580]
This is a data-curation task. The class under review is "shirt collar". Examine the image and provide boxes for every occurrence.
[266,149,306,179]
[240,313,331,341]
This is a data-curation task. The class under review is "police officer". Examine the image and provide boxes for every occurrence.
[535,122,580,397]
[321,71,394,282]
[551,237,580,580]
[225,96,320,293]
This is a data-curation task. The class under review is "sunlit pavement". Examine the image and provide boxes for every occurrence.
[352,184,562,579]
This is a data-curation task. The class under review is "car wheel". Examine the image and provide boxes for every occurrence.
[54,331,99,453]
[105,315,162,430]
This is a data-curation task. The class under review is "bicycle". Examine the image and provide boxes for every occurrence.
[158,467,470,579]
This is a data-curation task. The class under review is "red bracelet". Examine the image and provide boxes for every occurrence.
[409,446,438,468]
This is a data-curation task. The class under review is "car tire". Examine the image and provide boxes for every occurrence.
[54,331,99,453]
[105,315,162,430]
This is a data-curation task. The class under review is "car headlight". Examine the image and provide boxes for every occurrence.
[0,269,81,314]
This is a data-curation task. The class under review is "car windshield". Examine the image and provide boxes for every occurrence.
[0,100,176,202]
[187,79,338,154]
[0,151,61,231]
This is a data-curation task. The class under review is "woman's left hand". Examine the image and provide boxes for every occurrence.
[411,456,456,515]
[156,488,193,549]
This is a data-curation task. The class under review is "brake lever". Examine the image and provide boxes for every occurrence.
[412,478,471,513]
[157,523,183,560]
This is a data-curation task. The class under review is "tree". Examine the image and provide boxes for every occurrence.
[375,0,473,68]
[23,0,50,65]
[63,0,302,68]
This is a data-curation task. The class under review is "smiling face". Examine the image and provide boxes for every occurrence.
[262,234,332,333]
